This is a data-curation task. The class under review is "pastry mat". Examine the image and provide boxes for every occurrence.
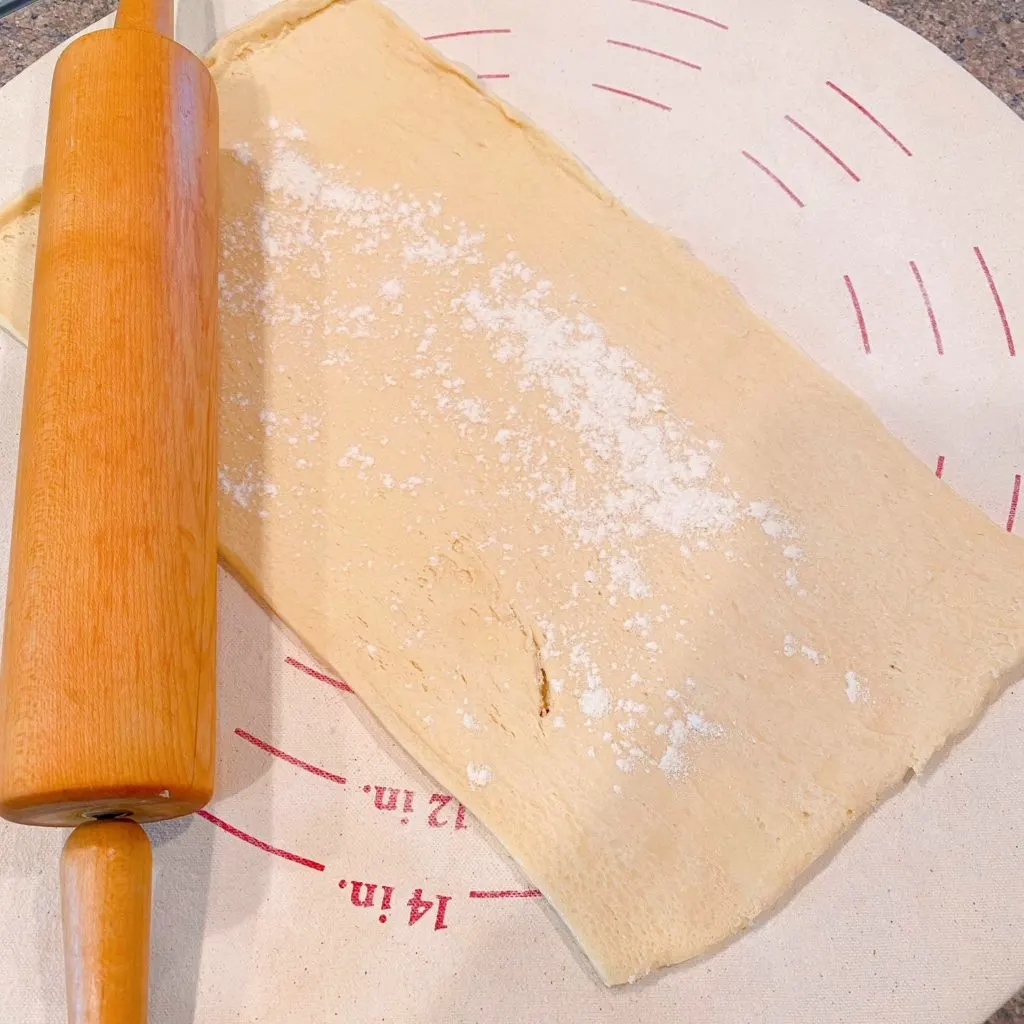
[1,0,1023,1020]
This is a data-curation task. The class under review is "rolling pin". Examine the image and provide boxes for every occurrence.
[0,0,218,1019]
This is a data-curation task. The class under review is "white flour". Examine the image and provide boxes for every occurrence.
[217,121,829,787]
[845,671,868,704]
[467,763,493,788]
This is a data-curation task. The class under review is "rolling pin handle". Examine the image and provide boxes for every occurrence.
[61,821,152,1024]
[115,0,173,36]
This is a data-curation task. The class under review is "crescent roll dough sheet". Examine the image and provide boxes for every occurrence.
[1,0,1023,985]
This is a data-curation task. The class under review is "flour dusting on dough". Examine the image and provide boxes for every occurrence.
[845,671,869,704]
[467,763,493,788]
[217,121,811,783]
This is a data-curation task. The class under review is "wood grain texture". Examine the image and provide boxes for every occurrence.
[114,0,171,35]
[0,24,219,826]
[61,821,152,1024]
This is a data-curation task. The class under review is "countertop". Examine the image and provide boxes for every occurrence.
[1,0,1022,116]
[0,1,1022,1021]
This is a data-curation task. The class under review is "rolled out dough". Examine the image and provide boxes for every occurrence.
[2,0,1023,985]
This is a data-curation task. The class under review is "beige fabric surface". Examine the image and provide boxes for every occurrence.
[0,0,1023,1019]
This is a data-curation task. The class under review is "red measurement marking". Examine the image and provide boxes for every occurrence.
[741,151,804,208]
[784,115,860,182]
[348,881,378,907]
[367,785,416,812]
[285,655,354,693]
[469,888,543,899]
[592,82,672,111]
[408,889,452,930]
[427,793,453,827]
[234,728,347,786]
[196,809,325,872]
[607,39,701,70]
[341,880,451,929]
[909,261,944,355]
[423,28,511,41]
[935,455,945,479]
[477,73,510,79]
[974,246,1016,357]
[1008,474,1021,533]
[630,0,728,30]
[844,274,871,354]
[424,792,470,829]
[825,81,912,156]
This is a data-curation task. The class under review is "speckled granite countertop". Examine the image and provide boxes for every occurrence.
[0,0,1022,1021]
[1,0,1022,111]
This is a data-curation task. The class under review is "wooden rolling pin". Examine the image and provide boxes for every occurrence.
[0,0,219,1020]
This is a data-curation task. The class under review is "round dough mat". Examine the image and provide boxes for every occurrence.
[0,0,1022,1021]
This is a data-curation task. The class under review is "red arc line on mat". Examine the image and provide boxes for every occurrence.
[234,728,348,786]
[935,455,945,479]
[607,38,702,70]
[592,82,672,110]
[423,28,511,41]
[196,809,326,872]
[741,151,805,208]
[974,246,1016,357]
[844,275,870,354]
[784,115,860,181]
[285,655,354,694]
[469,889,543,899]
[1007,475,1021,533]
[629,0,729,29]
[909,261,944,355]
[825,81,912,156]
